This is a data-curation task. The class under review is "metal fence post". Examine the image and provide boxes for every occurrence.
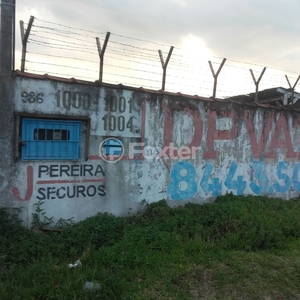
[208,58,226,99]
[20,15,34,72]
[250,67,266,103]
[285,74,300,105]
[96,32,110,83]
[158,46,174,91]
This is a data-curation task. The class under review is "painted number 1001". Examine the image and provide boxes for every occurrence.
[105,96,133,113]
[102,96,135,133]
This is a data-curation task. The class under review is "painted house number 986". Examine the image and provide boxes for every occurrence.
[22,91,44,103]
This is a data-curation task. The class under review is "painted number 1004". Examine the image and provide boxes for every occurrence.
[102,96,135,133]
[102,115,134,132]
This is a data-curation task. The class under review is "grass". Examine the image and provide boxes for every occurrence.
[1,194,300,299]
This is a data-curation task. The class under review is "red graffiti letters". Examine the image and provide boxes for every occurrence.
[12,166,33,201]
[163,103,299,160]
[203,109,238,159]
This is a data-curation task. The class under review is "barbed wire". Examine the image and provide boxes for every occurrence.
[30,33,96,50]
[27,69,97,81]
[19,16,300,98]
[26,60,98,73]
[27,51,98,64]
[34,17,106,36]
[31,26,98,44]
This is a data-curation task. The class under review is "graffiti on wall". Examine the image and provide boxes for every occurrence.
[164,100,300,200]
[13,78,300,208]
[168,161,300,200]
[163,102,298,160]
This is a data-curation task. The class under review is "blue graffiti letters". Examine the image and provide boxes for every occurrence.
[224,162,247,195]
[249,162,268,194]
[292,163,300,191]
[168,161,298,201]
[200,163,222,196]
[273,161,291,193]
[168,161,197,200]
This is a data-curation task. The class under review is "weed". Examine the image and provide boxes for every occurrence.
[2,195,300,299]
[32,200,53,229]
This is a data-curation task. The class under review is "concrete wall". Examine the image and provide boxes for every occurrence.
[2,75,299,225]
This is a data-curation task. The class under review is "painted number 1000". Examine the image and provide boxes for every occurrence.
[55,90,91,110]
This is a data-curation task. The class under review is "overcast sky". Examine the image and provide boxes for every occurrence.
[16,0,300,73]
[13,0,300,97]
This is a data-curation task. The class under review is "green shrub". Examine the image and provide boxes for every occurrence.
[2,195,300,267]
[0,208,51,264]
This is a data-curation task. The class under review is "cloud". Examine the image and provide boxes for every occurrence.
[16,0,300,78]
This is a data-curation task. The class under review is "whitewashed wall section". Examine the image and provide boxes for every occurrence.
[12,77,300,223]
[13,78,151,221]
